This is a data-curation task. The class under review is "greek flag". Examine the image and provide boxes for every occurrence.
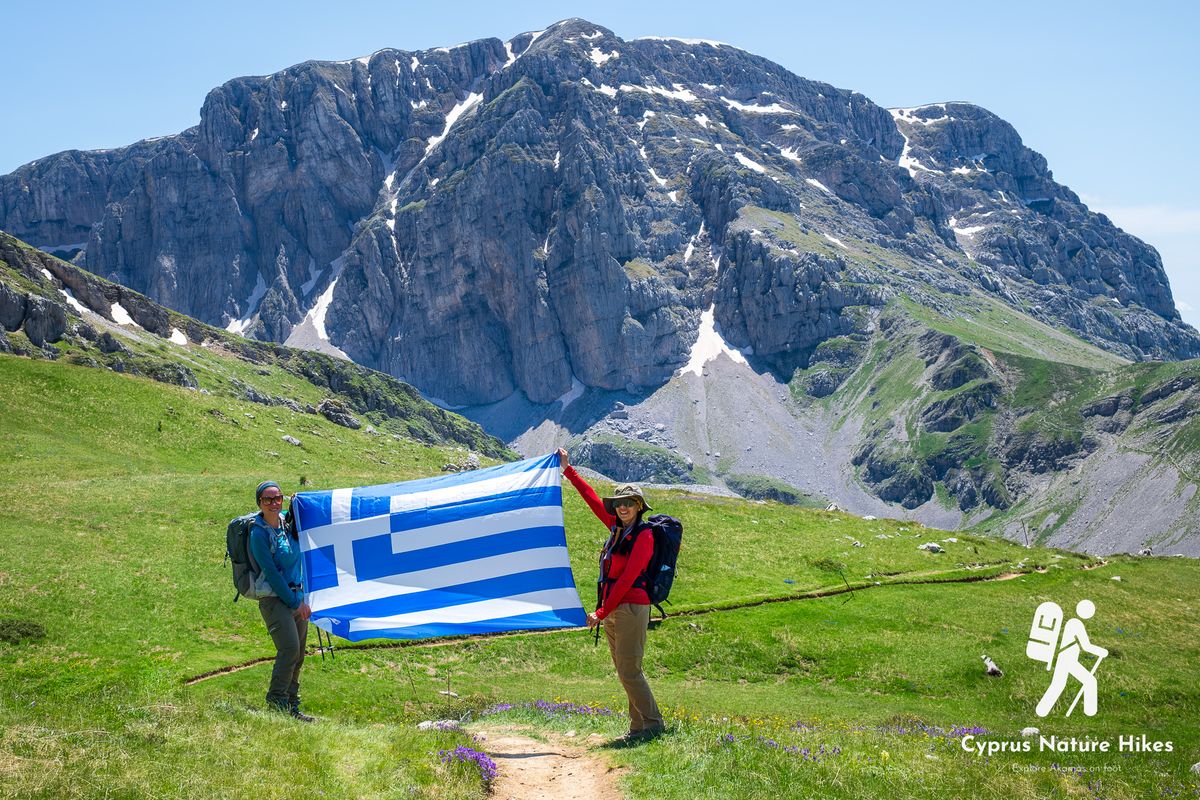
[292,453,585,641]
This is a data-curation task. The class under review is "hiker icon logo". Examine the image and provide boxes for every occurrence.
[1027,599,1109,718]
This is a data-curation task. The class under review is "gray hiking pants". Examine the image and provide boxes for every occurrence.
[258,596,307,707]
[604,603,663,733]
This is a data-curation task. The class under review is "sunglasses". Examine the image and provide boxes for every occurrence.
[259,495,284,504]
[612,498,640,509]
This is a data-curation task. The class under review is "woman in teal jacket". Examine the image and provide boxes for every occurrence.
[250,480,314,722]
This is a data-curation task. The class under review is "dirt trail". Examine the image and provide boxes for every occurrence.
[475,726,625,800]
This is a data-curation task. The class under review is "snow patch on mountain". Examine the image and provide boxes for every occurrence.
[589,47,619,66]
[679,305,749,376]
[425,92,483,158]
[110,302,138,328]
[735,152,766,173]
[621,83,697,102]
[721,97,795,115]
[806,178,834,195]
[225,272,267,334]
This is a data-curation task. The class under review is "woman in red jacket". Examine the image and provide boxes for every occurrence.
[558,448,664,742]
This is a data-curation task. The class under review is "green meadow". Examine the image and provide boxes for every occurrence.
[2,353,1198,799]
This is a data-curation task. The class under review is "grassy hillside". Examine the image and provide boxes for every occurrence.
[0,231,511,459]
[2,352,1198,799]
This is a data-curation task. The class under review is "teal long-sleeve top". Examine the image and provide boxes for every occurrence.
[248,512,305,609]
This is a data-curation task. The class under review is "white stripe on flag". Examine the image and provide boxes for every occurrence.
[387,464,560,515]
[347,587,583,634]
[303,502,562,554]
[308,545,572,611]
[331,488,353,524]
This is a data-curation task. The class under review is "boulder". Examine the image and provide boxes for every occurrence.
[417,720,462,732]
[98,332,129,354]
[232,378,274,405]
[23,296,68,346]
[316,398,361,429]
[803,368,844,398]
[1081,394,1122,418]
[145,362,198,389]
[0,284,27,331]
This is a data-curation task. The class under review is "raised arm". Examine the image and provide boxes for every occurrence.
[558,448,616,528]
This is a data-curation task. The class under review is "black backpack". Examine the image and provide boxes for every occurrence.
[599,514,684,619]
[641,514,683,617]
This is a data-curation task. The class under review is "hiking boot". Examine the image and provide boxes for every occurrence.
[605,727,664,748]
[289,700,316,723]
[604,733,640,748]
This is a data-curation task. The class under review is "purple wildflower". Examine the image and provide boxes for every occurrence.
[532,700,616,717]
[439,746,498,784]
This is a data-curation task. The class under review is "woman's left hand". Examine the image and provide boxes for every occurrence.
[586,612,600,629]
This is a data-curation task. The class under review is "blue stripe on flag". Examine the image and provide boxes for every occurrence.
[304,544,338,593]
[316,566,578,619]
[323,607,588,642]
[355,525,567,582]
[350,492,392,521]
[293,490,334,529]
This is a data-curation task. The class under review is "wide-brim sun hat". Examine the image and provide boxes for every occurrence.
[602,483,652,515]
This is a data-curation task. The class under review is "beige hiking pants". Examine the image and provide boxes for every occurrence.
[603,603,663,732]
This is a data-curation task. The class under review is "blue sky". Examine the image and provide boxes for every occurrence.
[3,0,1197,326]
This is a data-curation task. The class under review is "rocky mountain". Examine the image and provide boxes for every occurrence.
[3,18,1199,552]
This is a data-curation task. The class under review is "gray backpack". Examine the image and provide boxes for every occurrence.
[225,514,270,601]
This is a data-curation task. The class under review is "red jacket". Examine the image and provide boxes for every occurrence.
[564,466,652,619]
